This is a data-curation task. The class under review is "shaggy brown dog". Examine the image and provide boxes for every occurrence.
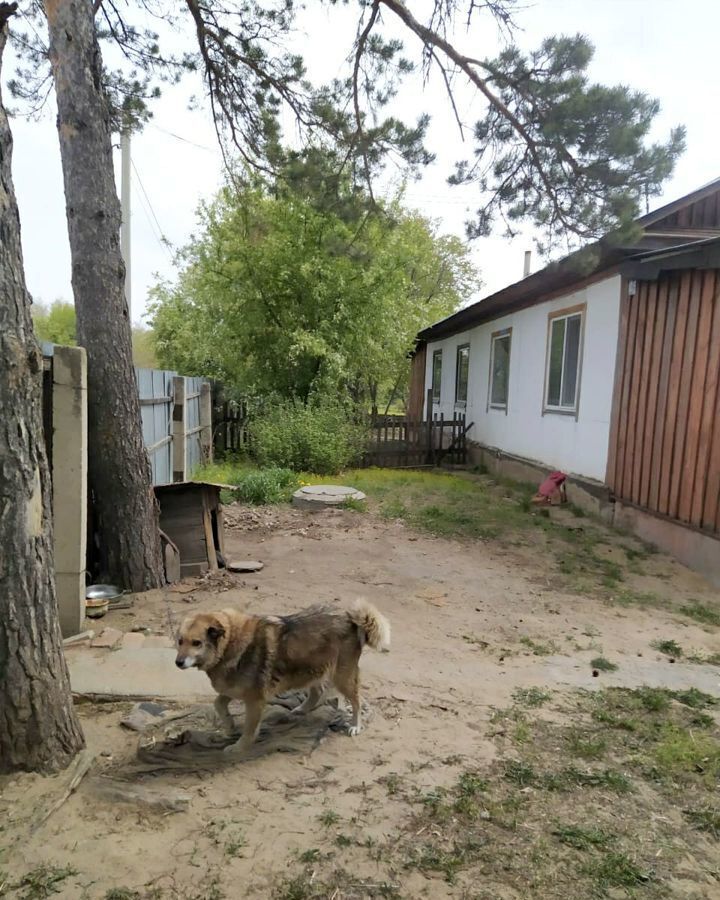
[175,601,390,753]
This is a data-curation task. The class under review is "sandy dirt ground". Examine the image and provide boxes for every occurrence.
[1,503,719,899]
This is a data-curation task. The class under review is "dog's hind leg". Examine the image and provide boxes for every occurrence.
[292,685,324,717]
[334,666,362,737]
[214,695,235,735]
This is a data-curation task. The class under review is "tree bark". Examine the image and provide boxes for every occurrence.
[0,3,85,773]
[44,0,164,591]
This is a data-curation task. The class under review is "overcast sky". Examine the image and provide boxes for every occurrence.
[8,0,720,325]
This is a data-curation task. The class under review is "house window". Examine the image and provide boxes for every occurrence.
[489,329,511,410]
[544,308,584,413]
[455,344,470,406]
[431,350,442,402]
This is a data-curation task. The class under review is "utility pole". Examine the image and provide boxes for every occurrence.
[120,127,131,321]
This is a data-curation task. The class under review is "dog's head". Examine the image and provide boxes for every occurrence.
[175,611,229,671]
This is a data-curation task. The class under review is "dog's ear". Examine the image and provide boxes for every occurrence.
[207,623,225,643]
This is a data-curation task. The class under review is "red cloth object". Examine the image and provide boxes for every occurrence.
[538,471,567,497]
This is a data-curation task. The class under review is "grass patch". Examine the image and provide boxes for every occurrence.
[512,687,552,707]
[552,824,615,851]
[273,870,400,900]
[684,806,720,838]
[651,728,720,782]
[652,638,683,657]
[196,460,298,504]
[378,773,403,795]
[104,891,141,900]
[679,600,720,628]
[317,810,340,827]
[590,656,618,672]
[405,840,484,884]
[354,687,720,898]
[14,866,77,900]
[519,636,558,656]
[566,730,609,760]
[613,588,666,609]
[584,851,653,890]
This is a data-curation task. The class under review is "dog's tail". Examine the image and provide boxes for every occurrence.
[349,600,391,652]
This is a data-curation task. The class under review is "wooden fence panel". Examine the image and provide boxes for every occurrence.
[136,367,175,486]
[361,411,470,468]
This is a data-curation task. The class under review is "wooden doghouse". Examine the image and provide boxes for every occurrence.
[154,481,229,578]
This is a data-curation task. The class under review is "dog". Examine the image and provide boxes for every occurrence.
[175,601,390,754]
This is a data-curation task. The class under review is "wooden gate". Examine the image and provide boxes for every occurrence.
[362,403,472,468]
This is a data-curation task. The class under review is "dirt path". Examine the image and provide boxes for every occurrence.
[1,503,719,899]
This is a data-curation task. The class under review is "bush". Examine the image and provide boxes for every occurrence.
[228,467,298,504]
[250,398,367,474]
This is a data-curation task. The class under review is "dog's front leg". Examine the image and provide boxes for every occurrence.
[224,698,265,755]
[214,695,235,735]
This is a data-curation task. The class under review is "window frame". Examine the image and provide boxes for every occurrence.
[542,303,586,417]
[454,343,470,407]
[487,327,512,413]
[431,349,443,403]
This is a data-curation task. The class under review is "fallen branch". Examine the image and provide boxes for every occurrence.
[31,748,95,833]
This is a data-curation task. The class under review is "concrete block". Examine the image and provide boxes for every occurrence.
[122,632,146,649]
[67,647,215,699]
[144,636,175,648]
[52,345,88,638]
[56,572,86,638]
[91,627,123,648]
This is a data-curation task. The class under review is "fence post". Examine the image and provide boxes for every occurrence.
[425,388,433,464]
[172,376,186,482]
[52,345,88,637]
[200,381,213,464]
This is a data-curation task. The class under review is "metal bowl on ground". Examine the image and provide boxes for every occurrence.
[85,598,109,619]
[86,584,123,601]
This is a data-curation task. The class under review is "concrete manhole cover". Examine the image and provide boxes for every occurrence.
[291,484,366,510]
[227,560,264,573]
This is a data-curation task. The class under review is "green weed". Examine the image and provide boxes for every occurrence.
[15,865,77,900]
[519,636,558,656]
[590,656,618,672]
[552,825,614,851]
[318,810,340,827]
[512,687,552,707]
[584,851,652,889]
[652,638,683,657]
[679,601,720,627]
[684,806,720,838]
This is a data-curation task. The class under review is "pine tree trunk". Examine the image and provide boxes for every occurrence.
[44,0,164,591]
[0,4,85,773]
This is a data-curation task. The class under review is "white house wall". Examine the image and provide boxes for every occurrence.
[424,275,621,481]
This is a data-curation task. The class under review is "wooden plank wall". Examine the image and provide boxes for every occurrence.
[653,192,720,229]
[607,269,720,534]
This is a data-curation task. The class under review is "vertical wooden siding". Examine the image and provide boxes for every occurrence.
[656,192,720,229]
[607,269,720,534]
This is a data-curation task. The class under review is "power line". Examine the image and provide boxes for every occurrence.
[148,123,218,154]
[130,158,174,259]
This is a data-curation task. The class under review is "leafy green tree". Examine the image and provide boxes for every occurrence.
[31,300,76,346]
[31,300,158,368]
[150,177,478,407]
